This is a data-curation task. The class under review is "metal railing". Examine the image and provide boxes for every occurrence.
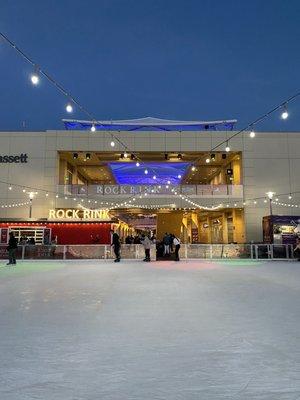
[0,244,297,261]
[58,184,244,198]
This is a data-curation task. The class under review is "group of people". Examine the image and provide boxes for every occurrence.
[159,232,181,261]
[125,234,156,245]
[111,230,181,262]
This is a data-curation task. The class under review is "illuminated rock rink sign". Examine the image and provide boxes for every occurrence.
[48,209,110,221]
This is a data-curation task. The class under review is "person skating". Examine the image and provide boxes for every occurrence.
[173,235,181,261]
[6,232,18,266]
[294,238,300,261]
[111,230,121,262]
[141,234,151,262]
[163,232,170,256]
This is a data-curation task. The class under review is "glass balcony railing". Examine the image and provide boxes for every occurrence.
[58,184,243,198]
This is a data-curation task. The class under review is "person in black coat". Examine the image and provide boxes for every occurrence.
[111,230,121,262]
[7,232,18,265]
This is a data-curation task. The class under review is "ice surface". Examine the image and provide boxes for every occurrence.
[0,259,299,400]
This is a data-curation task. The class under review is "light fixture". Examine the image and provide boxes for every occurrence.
[86,153,91,160]
[266,191,275,199]
[136,161,140,167]
[124,152,128,158]
[191,166,196,171]
[177,153,182,160]
[144,169,148,174]
[225,142,230,152]
[91,124,96,132]
[281,105,289,120]
[288,194,292,199]
[56,194,59,198]
[178,174,182,179]
[30,72,39,85]
[254,200,257,204]
[8,186,12,190]
[250,129,255,138]
[167,180,171,185]
[110,140,115,147]
[73,153,78,159]
[164,153,168,160]
[153,175,157,180]
[66,103,73,113]
[211,154,215,161]
[205,157,210,163]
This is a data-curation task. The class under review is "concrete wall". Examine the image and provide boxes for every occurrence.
[0,129,299,242]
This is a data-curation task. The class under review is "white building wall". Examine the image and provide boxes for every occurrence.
[0,129,299,242]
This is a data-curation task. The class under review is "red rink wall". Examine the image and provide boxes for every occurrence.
[0,222,112,245]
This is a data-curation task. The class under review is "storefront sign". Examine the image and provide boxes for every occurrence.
[0,153,28,163]
[48,208,110,221]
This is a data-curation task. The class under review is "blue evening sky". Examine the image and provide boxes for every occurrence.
[1,0,300,131]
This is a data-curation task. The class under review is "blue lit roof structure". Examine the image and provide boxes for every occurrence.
[109,162,190,185]
[63,116,237,131]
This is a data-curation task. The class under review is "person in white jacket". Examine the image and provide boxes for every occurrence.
[173,236,181,261]
[141,234,151,262]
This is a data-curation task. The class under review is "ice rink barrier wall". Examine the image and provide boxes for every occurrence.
[0,244,296,260]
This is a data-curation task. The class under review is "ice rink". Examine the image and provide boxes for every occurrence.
[0,259,299,400]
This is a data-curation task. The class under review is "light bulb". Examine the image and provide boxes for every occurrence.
[124,152,128,158]
[191,166,196,171]
[91,124,96,132]
[167,180,171,185]
[66,104,73,113]
[144,169,148,174]
[135,161,140,167]
[288,194,292,199]
[281,108,289,119]
[178,174,182,178]
[206,158,210,163]
[30,74,39,85]
[225,143,230,152]
[153,175,157,180]
[250,130,255,138]
[110,141,115,147]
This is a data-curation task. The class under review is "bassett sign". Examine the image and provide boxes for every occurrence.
[0,153,28,163]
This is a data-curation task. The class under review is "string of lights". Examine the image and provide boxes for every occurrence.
[1,30,300,211]
[1,177,300,214]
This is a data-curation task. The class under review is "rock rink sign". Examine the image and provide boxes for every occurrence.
[48,209,111,221]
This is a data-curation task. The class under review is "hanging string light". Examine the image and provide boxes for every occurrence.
[281,104,289,120]
[249,128,256,138]
[30,66,40,85]
[66,103,73,113]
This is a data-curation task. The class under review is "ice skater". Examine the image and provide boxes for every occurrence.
[294,238,300,261]
[141,234,151,262]
[163,232,170,256]
[6,232,18,266]
[110,230,121,262]
[173,235,181,261]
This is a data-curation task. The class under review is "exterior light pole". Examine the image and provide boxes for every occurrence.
[28,192,37,218]
[266,191,275,216]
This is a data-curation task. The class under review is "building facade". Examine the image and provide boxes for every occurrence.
[0,118,299,245]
